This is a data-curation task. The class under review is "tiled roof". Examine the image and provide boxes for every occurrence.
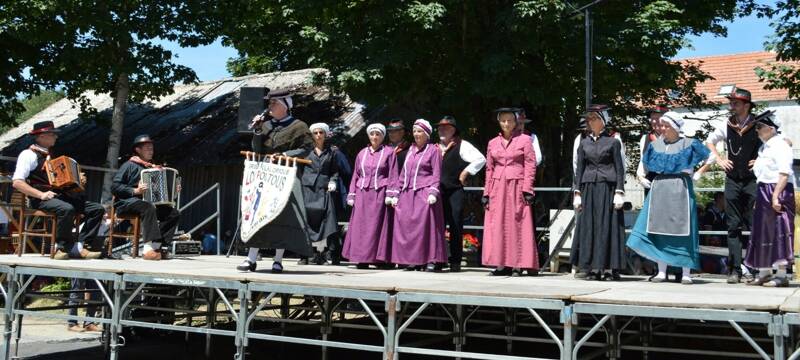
[679,51,796,103]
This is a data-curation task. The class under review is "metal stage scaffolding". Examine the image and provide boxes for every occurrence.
[0,256,798,360]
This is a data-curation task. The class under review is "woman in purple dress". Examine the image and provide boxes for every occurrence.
[342,123,397,269]
[387,119,447,271]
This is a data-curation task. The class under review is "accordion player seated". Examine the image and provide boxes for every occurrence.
[111,134,183,261]
[11,121,103,260]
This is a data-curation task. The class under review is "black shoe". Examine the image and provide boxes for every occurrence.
[404,265,421,271]
[527,269,539,276]
[603,272,621,281]
[490,268,513,276]
[585,272,602,281]
[237,260,257,272]
[330,254,341,266]
[511,269,523,277]
[574,271,589,279]
[377,263,396,270]
[356,263,370,270]
[727,273,741,284]
[272,262,283,273]
[297,258,309,265]
[449,262,461,273]
[425,263,443,272]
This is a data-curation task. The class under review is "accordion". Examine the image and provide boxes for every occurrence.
[46,156,84,191]
[140,167,180,207]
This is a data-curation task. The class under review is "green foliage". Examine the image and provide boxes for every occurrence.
[39,277,71,293]
[0,1,224,122]
[754,0,800,100]
[15,90,64,123]
[221,0,754,184]
[695,168,725,208]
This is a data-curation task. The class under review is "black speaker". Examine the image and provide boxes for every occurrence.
[238,87,269,133]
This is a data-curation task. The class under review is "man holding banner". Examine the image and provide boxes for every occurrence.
[238,88,314,273]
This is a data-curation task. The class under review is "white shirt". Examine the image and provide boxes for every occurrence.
[753,135,796,186]
[440,140,486,175]
[572,132,627,176]
[12,149,41,181]
[531,133,543,166]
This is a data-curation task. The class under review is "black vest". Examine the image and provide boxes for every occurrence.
[28,152,51,191]
[726,118,760,181]
[440,142,470,190]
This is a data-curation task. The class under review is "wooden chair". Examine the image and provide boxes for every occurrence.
[106,198,142,258]
[12,192,53,257]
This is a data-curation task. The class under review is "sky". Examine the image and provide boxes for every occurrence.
[163,8,775,82]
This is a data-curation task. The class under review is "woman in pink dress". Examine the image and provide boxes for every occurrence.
[342,123,397,268]
[481,108,538,276]
[387,119,447,271]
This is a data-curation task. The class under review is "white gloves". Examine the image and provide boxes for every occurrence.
[573,194,582,210]
[639,177,651,189]
[692,172,702,182]
[347,199,355,207]
[327,181,337,192]
[613,193,624,210]
[427,194,437,205]
[384,197,398,206]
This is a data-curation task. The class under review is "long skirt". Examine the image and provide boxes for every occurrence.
[342,187,393,263]
[302,184,338,251]
[626,178,700,269]
[744,183,795,269]
[243,180,313,257]
[482,178,538,269]
[390,189,446,265]
[569,182,626,271]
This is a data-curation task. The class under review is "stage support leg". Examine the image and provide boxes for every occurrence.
[561,305,575,360]
[454,304,464,356]
[206,288,216,359]
[320,296,332,360]
[606,315,619,359]
[384,295,398,360]
[234,283,249,360]
[772,314,787,360]
[109,274,124,360]
[1,267,16,360]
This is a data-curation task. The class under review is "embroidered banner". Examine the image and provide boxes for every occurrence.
[240,158,297,242]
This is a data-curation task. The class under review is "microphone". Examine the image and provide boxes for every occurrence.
[249,109,269,130]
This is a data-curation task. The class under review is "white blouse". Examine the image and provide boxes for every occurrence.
[754,136,796,186]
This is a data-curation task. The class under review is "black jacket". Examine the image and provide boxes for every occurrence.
[574,131,625,192]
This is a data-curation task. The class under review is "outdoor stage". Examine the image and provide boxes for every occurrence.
[1,255,799,360]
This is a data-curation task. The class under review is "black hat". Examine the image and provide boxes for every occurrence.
[726,87,752,104]
[646,105,670,115]
[583,104,611,125]
[494,107,520,121]
[264,88,292,100]
[435,115,457,127]
[132,134,153,149]
[29,121,59,135]
[386,118,406,131]
[754,110,779,129]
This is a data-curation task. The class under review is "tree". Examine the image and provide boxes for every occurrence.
[2,1,223,201]
[221,0,752,186]
[754,0,800,99]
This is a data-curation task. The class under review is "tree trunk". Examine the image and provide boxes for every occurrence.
[101,72,129,203]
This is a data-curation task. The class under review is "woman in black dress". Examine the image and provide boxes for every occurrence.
[299,122,342,264]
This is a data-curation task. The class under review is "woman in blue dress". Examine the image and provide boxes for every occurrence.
[626,111,710,284]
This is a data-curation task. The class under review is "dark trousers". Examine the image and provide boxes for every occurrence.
[725,177,757,275]
[443,188,465,265]
[30,194,104,251]
[115,198,180,244]
[68,278,98,326]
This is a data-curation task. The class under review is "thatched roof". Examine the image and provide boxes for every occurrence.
[0,68,378,167]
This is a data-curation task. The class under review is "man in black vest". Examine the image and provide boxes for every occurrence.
[112,135,183,261]
[705,88,761,284]
[11,121,103,260]
[436,116,486,272]
[386,118,410,169]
